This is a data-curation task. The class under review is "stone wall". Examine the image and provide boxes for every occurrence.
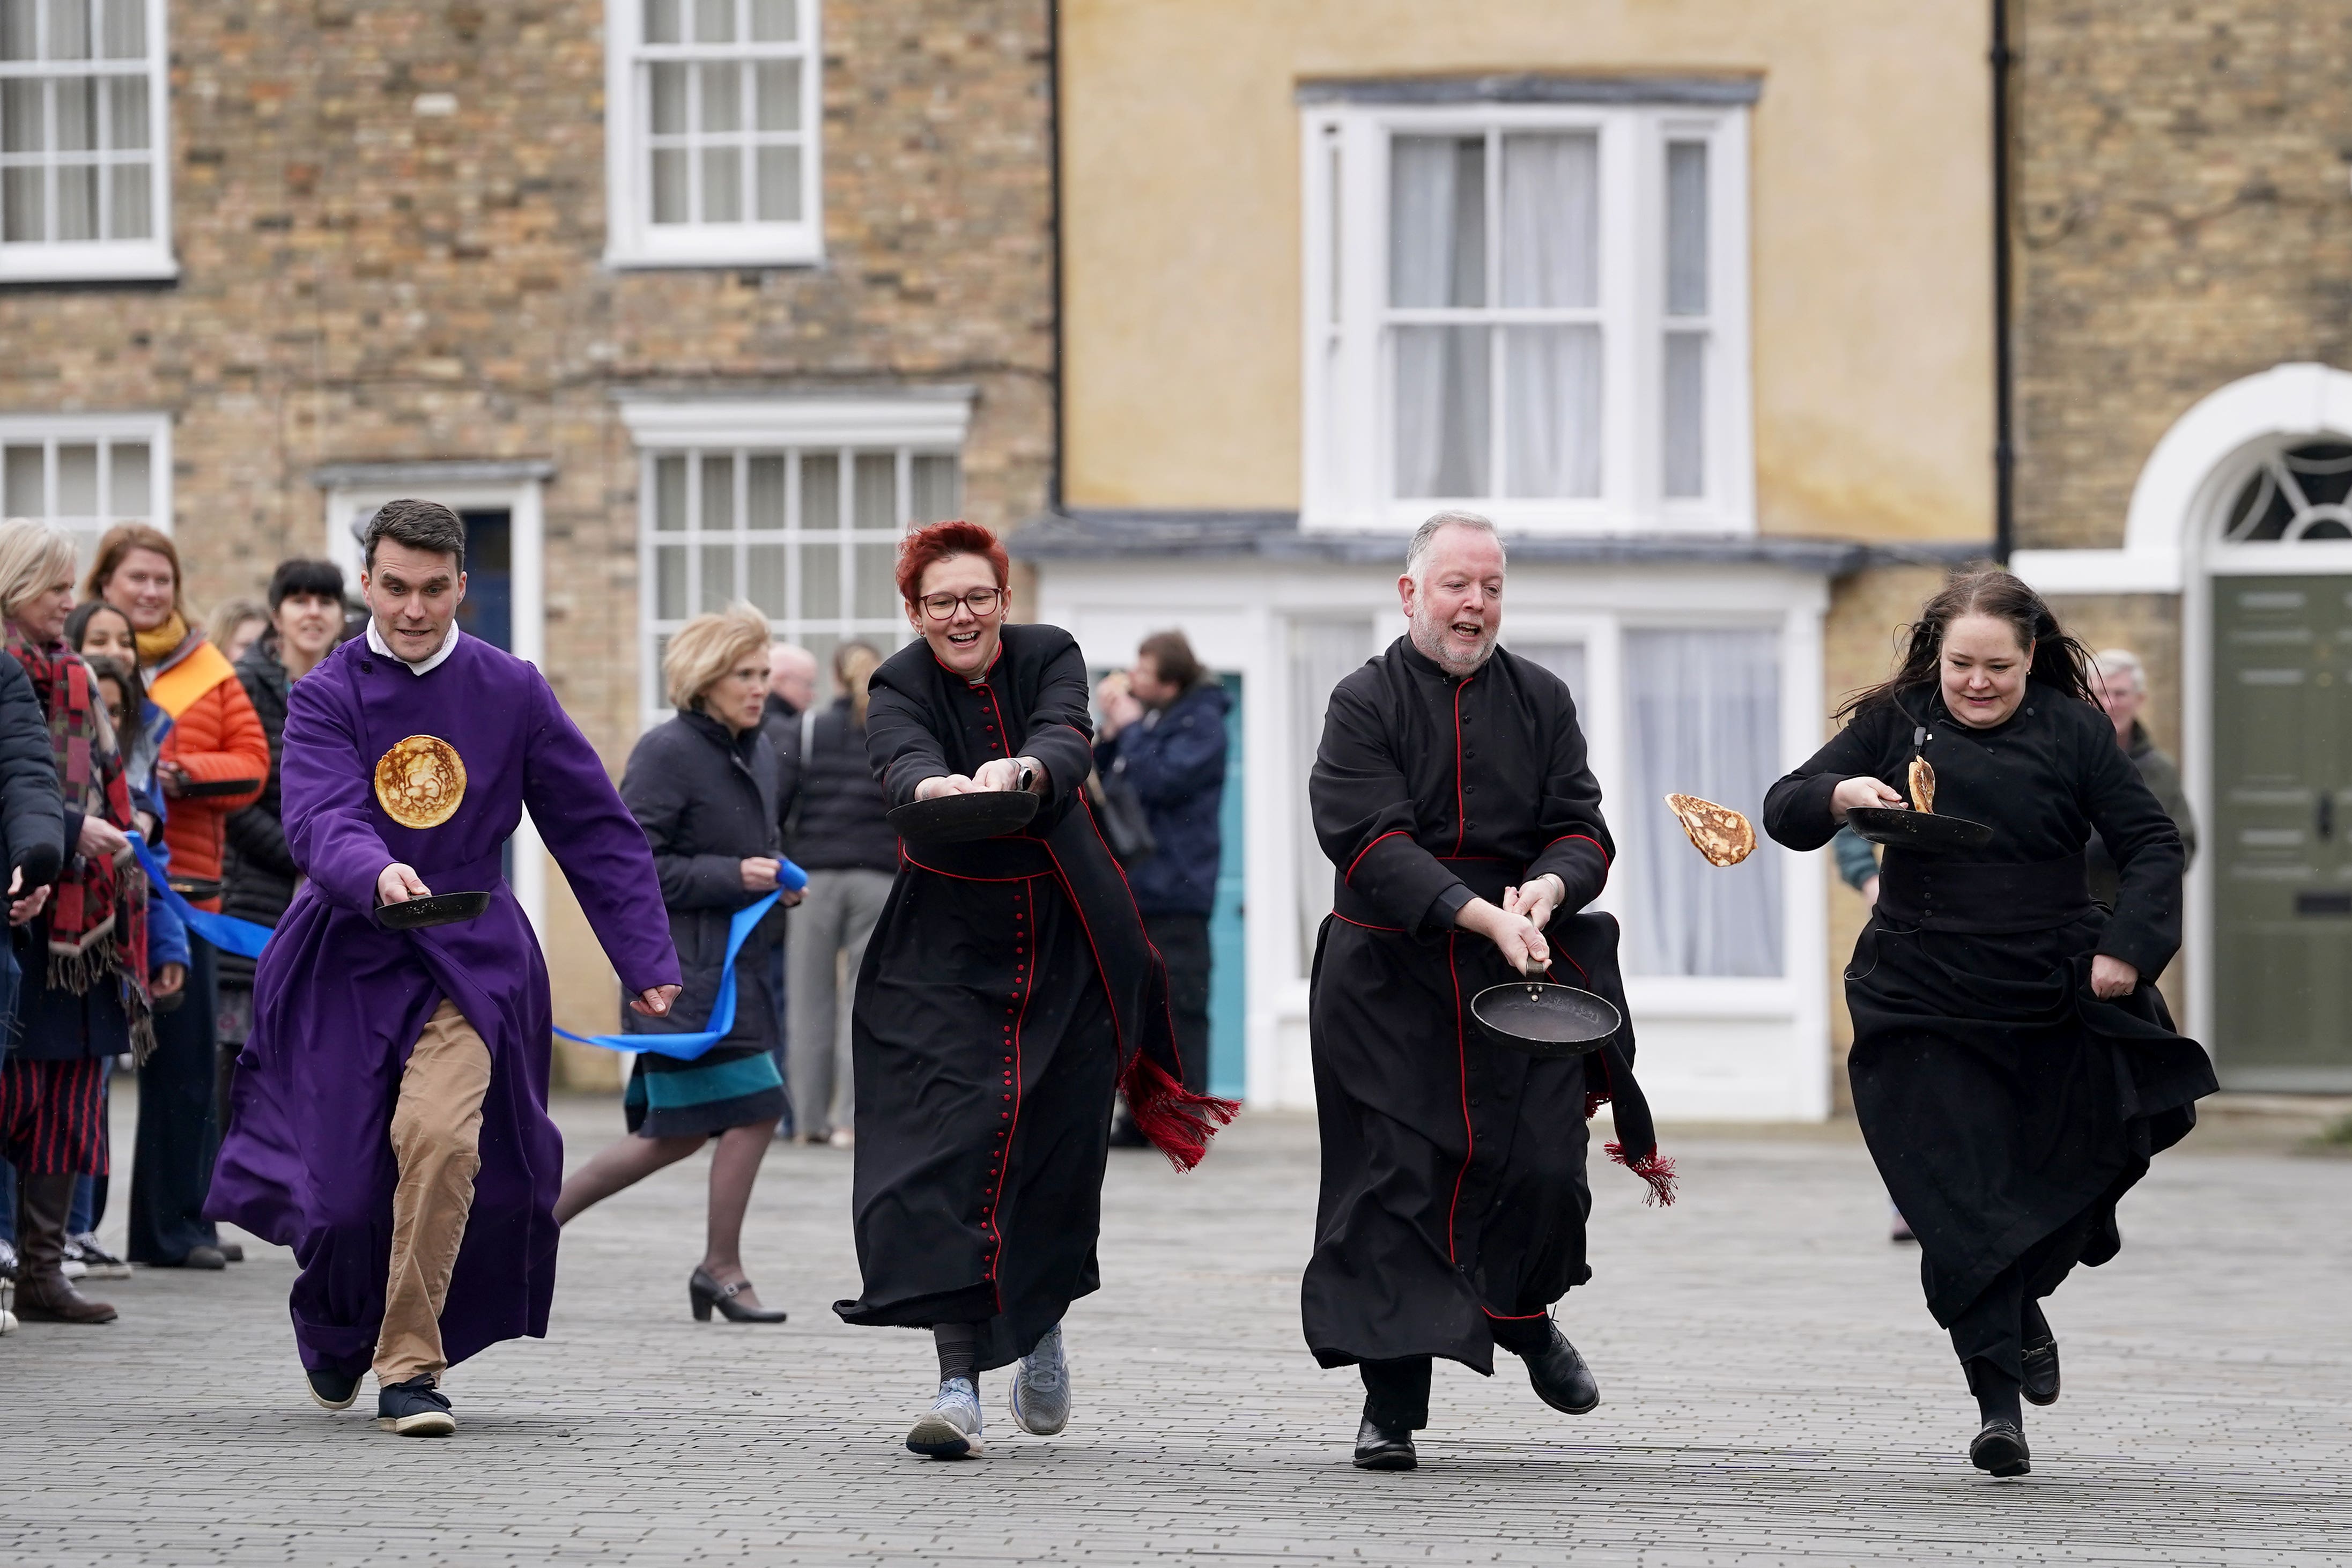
[0,1,1054,1083]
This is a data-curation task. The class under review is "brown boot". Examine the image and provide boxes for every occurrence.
[15,1172,117,1324]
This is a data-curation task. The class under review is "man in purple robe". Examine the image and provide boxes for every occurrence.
[209,499,680,1436]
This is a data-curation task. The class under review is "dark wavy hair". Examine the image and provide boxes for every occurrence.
[1836,566,2097,722]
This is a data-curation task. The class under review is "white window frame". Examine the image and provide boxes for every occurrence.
[602,0,823,269]
[0,410,172,557]
[1300,98,1751,536]
[0,0,174,282]
[619,393,972,729]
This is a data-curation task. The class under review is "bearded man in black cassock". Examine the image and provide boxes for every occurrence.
[1303,511,1674,1472]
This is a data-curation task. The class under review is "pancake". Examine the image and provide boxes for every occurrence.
[1665,793,1756,868]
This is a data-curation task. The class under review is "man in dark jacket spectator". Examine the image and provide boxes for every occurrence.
[2089,647,2198,910]
[758,641,818,801]
[1094,630,1228,1096]
[781,642,896,1146]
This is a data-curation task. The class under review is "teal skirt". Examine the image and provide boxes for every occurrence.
[624,1045,787,1139]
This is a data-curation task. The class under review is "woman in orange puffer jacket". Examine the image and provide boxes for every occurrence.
[85,525,269,1271]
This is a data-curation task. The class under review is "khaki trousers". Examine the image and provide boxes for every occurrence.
[373,1000,492,1387]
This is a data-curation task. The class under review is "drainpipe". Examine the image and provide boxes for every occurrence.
[1046,0,1065,516]
[1991,0,2016,563]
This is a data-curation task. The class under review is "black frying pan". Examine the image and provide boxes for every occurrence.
[888,790,1040,845]
[1470,974,1623,1060]
[1844,805,1994,855]
[173,777,262,800]
[377,890,492,930]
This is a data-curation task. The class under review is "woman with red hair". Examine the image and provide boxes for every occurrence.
[833,520,1234,1459]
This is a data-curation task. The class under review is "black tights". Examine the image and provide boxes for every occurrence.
[1947,1207,2096,1423]
[1359,1316,1554,1432]
[934,1323,981,1386]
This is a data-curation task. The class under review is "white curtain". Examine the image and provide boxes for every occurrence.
[1511,640,1587,702]
[1500,133,1601,499]
[1506,326,1601,498]
[1292,619,1376,972]
[1392,137,1487,498]
[1624,630,1783,977]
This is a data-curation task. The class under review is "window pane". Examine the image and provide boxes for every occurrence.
[699,542,735,610]
[3,79,43,152]
[650,147,689,223]
[1388,136,1484,309]
[1393,324,1489,498]
[698,61,741,132]
[799,452,839,528]
[648,61,687,135]
[1499,132,1597,308]
[852,452,896,529]
[1,2,33,60]
[1663,332,1706,498]
[99,0,141,55]
[911,454,960,522]
[746,454,785,529]
[109,157,148,238]
[1666,142,1709,317]
[699,454,734,531]
[1503,325,1601,499]
[754,61,799,130]
[3,445,41,514]
[56,443,95,514]
[1291,619,1375,970]
[1511,640,1586,699]
[1624,628,1781,977]
[749,0,795,41]
[852,543,896,619]
[642,0,680,43]
[55,76,93,150]
[108,439,148,516]
[654,544,688,619]
[745,542,787,615]
[799,541,840,618]
[653,455,688,530]
[56,162,97,240]
[701,146,742,221]
[106,74,145,148]
[755,146,799,221]
[692,0,733,43]
[46,0,90,59]
[2,167,41,240]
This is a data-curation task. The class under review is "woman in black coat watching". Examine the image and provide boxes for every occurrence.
[1762,569,2215,1480]
[554,604,802,1323]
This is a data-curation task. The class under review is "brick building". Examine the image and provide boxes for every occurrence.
[0,0,1053,1075]
[2007,0,2352,1090]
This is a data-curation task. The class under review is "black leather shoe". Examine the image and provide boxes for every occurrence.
[377,1375,456,1437]
[307,1366,361,1411]
[218,1242,245,1264]
[1351,1411,1417,1470]
[2020,1336,2060,1407]
[1969,1418,2030,1477]
[1519,1322,1600,1415]
[689,1268,788,1323]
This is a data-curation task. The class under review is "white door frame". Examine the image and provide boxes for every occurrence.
[316,461,553,937]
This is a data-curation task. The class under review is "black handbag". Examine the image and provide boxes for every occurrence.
[1088,766,1157,865]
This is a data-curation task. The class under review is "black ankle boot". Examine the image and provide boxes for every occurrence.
[1518,1321,1600,1415]
[1352,1408,1417,1470]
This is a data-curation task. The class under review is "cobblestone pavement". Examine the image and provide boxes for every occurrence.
[4,1095,2348,1566]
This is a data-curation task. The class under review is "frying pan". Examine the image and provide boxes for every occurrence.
[376,890,493,930]
[1470,967,1623,1060]
[1844,805,1994,855]
[888,789,1040,845]
[173,777,262,800]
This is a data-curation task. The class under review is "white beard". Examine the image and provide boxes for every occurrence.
[1409,602,1497,678]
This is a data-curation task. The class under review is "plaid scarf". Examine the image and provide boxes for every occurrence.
[8,628,153,1060]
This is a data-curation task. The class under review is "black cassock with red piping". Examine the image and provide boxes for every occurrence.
[833,623,1234,1372]
[1303,636,1670,1376]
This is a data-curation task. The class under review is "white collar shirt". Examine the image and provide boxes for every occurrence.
[365,618,461,676]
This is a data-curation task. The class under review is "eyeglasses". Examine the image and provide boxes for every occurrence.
[917,587,1003,621]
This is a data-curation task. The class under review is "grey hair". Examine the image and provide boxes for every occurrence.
[1403,510,1506,582]
[2093,647,2146,694]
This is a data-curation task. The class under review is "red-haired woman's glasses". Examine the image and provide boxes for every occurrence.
[918,588,1002,621]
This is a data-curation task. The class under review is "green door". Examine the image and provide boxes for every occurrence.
[2212,574,2352,1090]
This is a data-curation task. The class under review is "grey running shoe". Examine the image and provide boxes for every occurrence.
[66,1232,132,1279]
[906,1377,985,1459]
[1009,1322,1070,1436]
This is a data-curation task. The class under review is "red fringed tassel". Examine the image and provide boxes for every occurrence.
[1606,1142,1678,1207]
[1120,1054,1239,1172]
[1582,1090,1610,1121]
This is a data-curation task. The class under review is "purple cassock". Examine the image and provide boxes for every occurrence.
[208,632,678,1377]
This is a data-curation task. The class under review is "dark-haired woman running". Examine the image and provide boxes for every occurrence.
[1763,568,2215,1478]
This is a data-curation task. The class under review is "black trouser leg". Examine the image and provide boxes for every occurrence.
[128,937,221,1264]
[1488,1313,1554,1357]
[1144,912,1213,1092]
[1946,1204,2101,1386]
[1358,1356,1433,1432]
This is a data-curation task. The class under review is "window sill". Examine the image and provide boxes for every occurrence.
[1300,504,1756,537]
[604,235,824,271]
[0,245,180,285]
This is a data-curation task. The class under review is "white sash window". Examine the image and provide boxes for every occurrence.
[0,0,173,282]
[0,411,169,564]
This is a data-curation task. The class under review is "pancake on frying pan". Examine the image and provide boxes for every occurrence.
[1907,756,1936,814]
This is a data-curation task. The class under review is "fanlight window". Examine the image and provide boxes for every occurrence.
[2222,443,2352,543]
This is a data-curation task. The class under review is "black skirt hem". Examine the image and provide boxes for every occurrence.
[625,1085,785,1140]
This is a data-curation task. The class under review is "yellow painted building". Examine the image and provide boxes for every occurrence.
[1026,1,1997,1116]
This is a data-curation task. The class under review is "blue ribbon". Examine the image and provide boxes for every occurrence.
[556,867,802,1062]
[129,833,273,960]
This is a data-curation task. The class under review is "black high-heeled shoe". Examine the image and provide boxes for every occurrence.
[689,1268,787,1323]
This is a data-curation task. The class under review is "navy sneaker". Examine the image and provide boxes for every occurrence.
[376,1375,456,1437]
[307,1366,361,1411]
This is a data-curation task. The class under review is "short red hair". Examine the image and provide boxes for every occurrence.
[896,520,1009,605]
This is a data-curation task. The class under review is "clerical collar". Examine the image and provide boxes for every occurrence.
[365,618,460,676]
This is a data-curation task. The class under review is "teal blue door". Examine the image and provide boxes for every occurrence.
[1209,675,1246,1098]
